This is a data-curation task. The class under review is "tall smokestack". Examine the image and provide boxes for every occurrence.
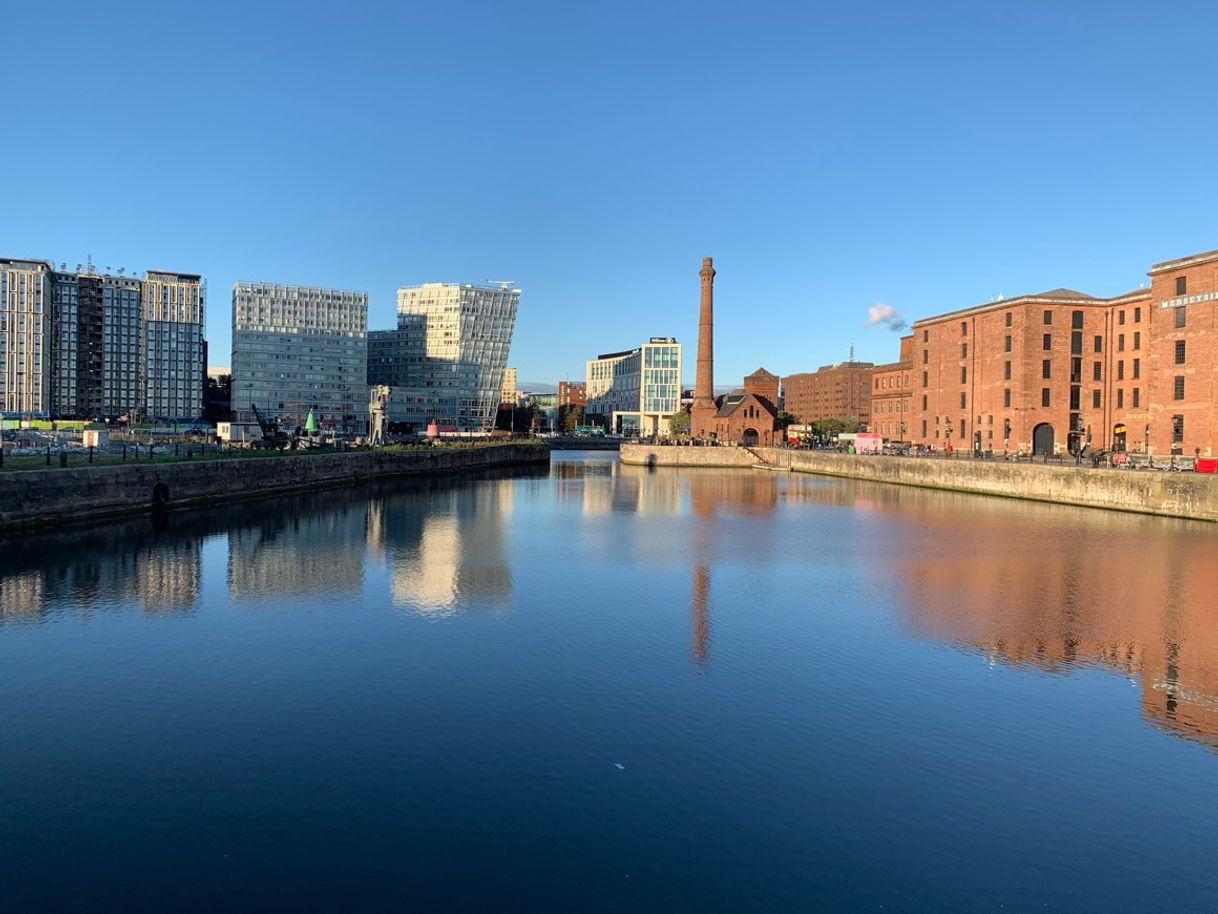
[690,257,717,437]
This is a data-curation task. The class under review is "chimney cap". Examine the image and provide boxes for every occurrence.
[702,256,713,267]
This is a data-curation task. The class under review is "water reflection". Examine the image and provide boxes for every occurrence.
[3,456,1218,754]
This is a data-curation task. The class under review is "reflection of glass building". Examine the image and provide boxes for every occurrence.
[367,282,518,432]
[231,281,369,433]
[227,504,367,599]
[585,337,682,436]
[373,480,514,616]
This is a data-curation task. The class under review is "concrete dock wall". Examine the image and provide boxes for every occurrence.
[0,444,549,529]
[620,444,1218,522]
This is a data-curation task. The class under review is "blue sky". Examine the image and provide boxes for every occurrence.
[3,0,1216,387]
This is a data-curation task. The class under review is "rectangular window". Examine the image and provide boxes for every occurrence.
[922,349,928,364]
[1092,390,1101,408]
[1004,335,1012,353]
[1176,276,1187,296]
[1005,312,1012,327]
[1174,376,1185,400]
[960,366,967,384]
[1093,335,1102,353]
[922,371,928,388]
[1175,306,1186,328]
[1118,333,1125,352]
[1118,310,1126,325]
[1004,361,1012,380]
[1132,358,1140,380]
[960,393,967,409]
[1117,361,1124,380]
[1092,361,1102,381]
[1042,359,1051,379]
[1071,331,1082,355]
[961,321,968,336]
[1133,331,1140,350]
[1133,388,1141,408]
[1175,340,1186,364]
[1004,389,1011,408]
[1069,387,1081,411]
[1172,415,1184,443]
[1134,307,1142,323]
[921,419,927,436]
[921,394,927,410]
[1043,310,1053,325]
[1043,333,1052,350]
[1117,388,1124,408]
[923,329,929,342]
[1041,388,1051,407]
[1072,310,1083,330]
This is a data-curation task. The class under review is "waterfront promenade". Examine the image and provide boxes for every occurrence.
[0,442,549,530]
[620,443,1218,522]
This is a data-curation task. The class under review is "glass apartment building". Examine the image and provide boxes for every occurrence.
[367,282,518,432]
[585,337,682,436]
[231,281,369,433]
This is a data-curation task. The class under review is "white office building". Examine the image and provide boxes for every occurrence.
[585,337,682,436]
[368,282,518,432]
[231,281,369,433]
[0,258,54,417]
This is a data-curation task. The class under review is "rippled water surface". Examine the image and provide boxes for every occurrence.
[4,452,1218,912]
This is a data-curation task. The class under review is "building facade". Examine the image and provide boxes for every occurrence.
[142,271,205,420]
[367,282,518,432]
[585,337,682,436]
[2,258,204,420]
[781,360,875,428]
[870,335,913,441]
[558,380,587,408]
[742,367,779,409]
[0,258,54,416]
[896,246,1218,456]
[501,367,519,405]
[231,282,368,434]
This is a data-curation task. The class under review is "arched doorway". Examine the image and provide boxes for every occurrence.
[1113,423,1127,453]
[742,428,760,446]
[1032,423,1055,456]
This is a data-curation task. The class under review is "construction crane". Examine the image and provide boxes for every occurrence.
[249,402,292,449]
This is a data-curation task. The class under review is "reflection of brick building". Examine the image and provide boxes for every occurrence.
[895,246,1218,456]
[781,360,874,427]
[871,335,913,440]
[891,494,1218,750]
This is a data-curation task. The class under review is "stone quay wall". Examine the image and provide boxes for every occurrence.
[0,444,549,529]
[620,444,1218,522]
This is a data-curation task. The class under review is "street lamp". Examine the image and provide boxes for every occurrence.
[945,418,953,453]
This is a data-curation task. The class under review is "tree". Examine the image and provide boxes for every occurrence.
[560,404,584,434]
[669,409,691,438]
[775,410,796,430]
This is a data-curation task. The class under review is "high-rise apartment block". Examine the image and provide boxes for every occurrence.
[367,282,518,432]
[585,337,682,436]
[230,282,368,433]
[0,259,54,416]
[1,257,204,420]
[501,367,519,405]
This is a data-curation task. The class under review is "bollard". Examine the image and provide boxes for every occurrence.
[46,445,51,466]
[123,444,127,461]
[89,445,94,464]
[59,450,68,468]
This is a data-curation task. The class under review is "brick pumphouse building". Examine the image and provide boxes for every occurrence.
[896,245,1218,457]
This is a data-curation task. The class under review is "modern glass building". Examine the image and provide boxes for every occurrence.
[230,281,369,434]
[585,337,682,436]
[367,282,518,432]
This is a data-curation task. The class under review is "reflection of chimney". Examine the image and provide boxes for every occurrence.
[691,257,717,436]
[691,564,710,668]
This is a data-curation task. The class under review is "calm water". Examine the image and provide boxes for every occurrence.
[3,453,1218,912]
